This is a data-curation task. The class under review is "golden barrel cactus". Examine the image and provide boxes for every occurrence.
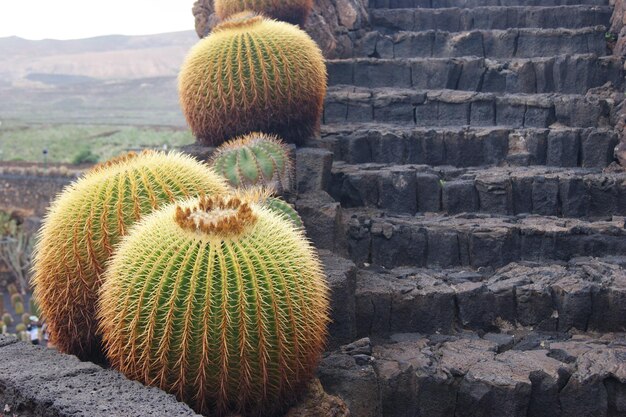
[32,151,229,361]
[178,13,327,146]
[98,194,329,416]
[215,0,313,26]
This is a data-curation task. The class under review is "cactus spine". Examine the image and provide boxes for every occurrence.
[215,0,313,26]
[211,132,294,193]
[99,194,329,416]
[178,13,327,146]
[33,151,229,361]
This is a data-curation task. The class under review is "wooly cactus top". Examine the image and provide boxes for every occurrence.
[178,13,327,146]
[98,193,329,416]
[32,151,229,361]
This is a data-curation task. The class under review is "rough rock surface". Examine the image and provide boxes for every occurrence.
[319,332,626,417]
[192,0,370,58]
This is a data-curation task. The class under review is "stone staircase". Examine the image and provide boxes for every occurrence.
[304,0,626,416]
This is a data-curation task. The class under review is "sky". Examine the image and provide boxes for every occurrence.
[0,0,197,40]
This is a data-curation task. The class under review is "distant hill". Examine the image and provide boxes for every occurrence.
[0,31,198,83]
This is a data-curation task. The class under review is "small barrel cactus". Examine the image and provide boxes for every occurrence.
[29,298,40,317]
[10,294,22,307]
[99,194,329,416]
[215,0,313,26]
[2,313,12,327]
[15,323,26,333]
[234,186,303,229]
[211,132,294,193]
[14,301,24,315]
[32,151,229,361]
[21,313,31,325]
[178,13,327,146]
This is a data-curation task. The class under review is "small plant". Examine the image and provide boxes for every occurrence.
[2,313,12,327]
[32,151,230,361]
[71,148,99,165]
[178,12,327,146]
[605,31,618,43]
[211,132,294,193]
[14,301,24,315]
[0,213,31,294]
[10,294,22,307]
[21,313,30,325]
[235,187,303,229]
[6,284,17,296]
[99,194,329,416]
[29,298,39,317]
[15,323,25,333]
[215,0,313,26]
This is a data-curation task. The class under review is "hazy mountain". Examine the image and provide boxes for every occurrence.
[0,31,198,83]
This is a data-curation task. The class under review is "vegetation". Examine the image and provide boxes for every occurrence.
[178,13,327,146]
[215,0,313,26]
[99,194,329,416]
[32,151,229,361]
[211,132,294,193]
[0,122,194,164]
[0,211,32,294]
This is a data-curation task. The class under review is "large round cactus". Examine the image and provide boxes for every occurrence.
[211,132,294,193]
[32,151,229,361]
[178,13,327,146]
[98,194,329,416]
[215,0,313,26]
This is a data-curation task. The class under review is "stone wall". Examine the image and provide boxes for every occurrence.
[0,335,201,416]
[192,0,370,58]
[609,0,626,165]
[0,173,75,217]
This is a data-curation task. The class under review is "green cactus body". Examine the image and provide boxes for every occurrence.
[21,313,30,325]
[15,323,25,333]
[14,301,24,315]
[10,294,22,307]
[33,151,229,361]
[2,313,13,327]
[211,132,294,193]
[29,298,40,317]
[265,197,303,229]
[215,0,313,26]
[99,194,329,416]
[178,13,327,146]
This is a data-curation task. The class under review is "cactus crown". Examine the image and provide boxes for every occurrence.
[174,195,257,237]
[211,132,294,192]
[178,13,327,146]
[99,194,329,416]
[215,0,313,26]
[32,151,229,361]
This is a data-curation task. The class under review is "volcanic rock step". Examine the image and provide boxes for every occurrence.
[354,256,626,337]
[319,125,618,168]
[357,27,607,59]
[370,0,609,9]
[327,55,623,94]
[371,6,612,32]
[331,165,626,217]
[323,88,614,128]
[344,209,626,269]
[318,331,626,417]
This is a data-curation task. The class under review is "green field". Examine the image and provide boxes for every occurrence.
[0,121,195,164]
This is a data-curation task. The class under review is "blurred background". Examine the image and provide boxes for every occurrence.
[0,0,199,165]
